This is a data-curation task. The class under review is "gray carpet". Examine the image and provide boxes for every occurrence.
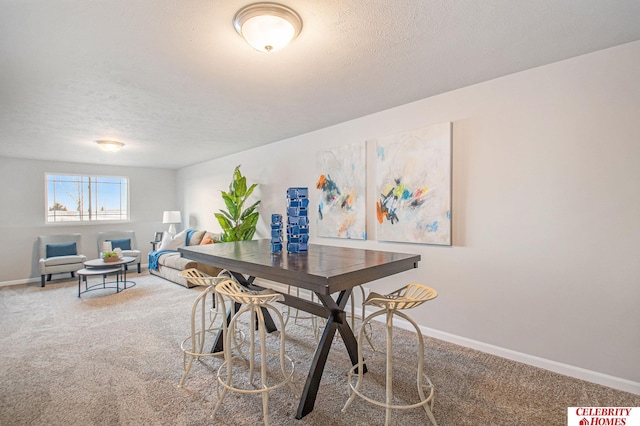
[1,273,637,425]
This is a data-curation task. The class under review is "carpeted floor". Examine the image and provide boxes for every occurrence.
[0,272,637,425]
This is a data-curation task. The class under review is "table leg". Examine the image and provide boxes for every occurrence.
[211,301,242,354]
[295,289,365,419]
[296,314,339,419]
[333,293,365,371]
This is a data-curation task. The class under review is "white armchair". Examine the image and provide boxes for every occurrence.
[38,234,87,287]
[97,230,141,273]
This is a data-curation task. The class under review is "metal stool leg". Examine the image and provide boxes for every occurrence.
[343,283,438,426]
[349,285,375,351]
[177,269,230,388]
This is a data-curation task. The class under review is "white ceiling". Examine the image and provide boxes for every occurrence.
[1,0,639,170]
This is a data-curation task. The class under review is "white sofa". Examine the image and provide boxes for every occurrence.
[149,230,222,288]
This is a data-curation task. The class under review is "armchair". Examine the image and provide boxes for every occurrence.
[38,234,87,287]
[97,230,141,273]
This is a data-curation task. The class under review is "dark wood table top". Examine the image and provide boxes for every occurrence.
[179,239,420,295]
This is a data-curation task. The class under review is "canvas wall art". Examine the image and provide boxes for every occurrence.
[315,143,366,239]
[375,122,452,245]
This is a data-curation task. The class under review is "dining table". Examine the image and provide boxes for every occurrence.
[179,239,421,419]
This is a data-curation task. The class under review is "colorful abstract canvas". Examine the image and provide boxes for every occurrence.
[375,122,452,245]
[315,143,366,239]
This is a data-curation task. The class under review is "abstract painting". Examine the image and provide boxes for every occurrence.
[375,122,452,245]
[316,142,366,239]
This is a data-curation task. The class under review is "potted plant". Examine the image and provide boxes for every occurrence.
[215,165,261,242]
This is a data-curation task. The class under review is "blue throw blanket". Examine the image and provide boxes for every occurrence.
[148,250,177,270]
[186,229,196,246]
[148,229,198,270]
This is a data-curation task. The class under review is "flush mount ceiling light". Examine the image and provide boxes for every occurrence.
[96,140,124,152]
[233,2,302,52]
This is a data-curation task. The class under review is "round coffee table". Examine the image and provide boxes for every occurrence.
[84,256,137,290]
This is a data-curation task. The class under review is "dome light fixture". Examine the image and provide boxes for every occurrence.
[96,140,124,152]
[233,2,302,53]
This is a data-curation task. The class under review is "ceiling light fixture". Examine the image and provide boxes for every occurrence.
[233,2,302,53]
[96,140,124,152]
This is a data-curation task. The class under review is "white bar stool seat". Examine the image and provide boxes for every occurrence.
[342,283,438,426]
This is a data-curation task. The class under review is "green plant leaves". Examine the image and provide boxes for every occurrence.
[215,165,261,242]
[221,191,239,220]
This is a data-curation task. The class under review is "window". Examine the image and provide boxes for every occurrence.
[46,174,129,223]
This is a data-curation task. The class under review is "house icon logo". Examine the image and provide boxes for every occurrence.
[579,418,589,425]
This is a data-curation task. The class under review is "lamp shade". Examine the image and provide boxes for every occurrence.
[162,211,182,224]
[163,211,182,236]
[233,3,302,52]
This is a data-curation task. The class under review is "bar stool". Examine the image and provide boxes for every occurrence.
[213,279,295,426]
[177,269,235,387]
[342,283,438,426]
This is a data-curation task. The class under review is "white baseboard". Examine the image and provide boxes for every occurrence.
[0,277,40,287]
[386,315,640,396]
[0,264,150,288]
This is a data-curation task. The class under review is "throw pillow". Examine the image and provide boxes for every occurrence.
[46,242,77,258]
[188,230,206,246]
[108,238,131,251]
[158,229,187,251]
[199,234,213,245]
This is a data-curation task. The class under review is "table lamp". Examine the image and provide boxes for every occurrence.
[162,210,182,235]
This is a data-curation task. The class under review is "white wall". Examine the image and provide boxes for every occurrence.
[0,157,177,283]
[177,41,640,391]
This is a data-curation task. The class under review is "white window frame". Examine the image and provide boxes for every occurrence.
[45,173,130,224]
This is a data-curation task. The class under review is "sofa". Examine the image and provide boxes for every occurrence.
[149,229,223,288]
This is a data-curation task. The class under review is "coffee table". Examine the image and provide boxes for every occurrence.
[84,256,137,290]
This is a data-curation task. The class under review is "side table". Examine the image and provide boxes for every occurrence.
[77,267,122,297]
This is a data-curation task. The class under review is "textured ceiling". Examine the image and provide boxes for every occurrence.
[1,0,640,169]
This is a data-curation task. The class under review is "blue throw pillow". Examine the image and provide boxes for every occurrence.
[108,238,131,250]
[46,242,77,258]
